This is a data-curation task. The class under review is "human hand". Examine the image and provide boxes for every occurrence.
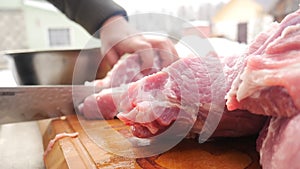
[99,15,178,70]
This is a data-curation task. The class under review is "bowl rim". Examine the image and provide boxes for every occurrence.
[2,47,100,55]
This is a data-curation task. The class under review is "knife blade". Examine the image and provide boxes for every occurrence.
[0,85,99,124]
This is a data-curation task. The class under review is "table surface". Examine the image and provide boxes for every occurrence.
[0,68,45,169]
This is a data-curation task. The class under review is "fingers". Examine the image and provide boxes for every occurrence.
[138,48,156,70]
[115,36,155,70]
[145,36,179,67]
[115,35,179,69]
[102,34,178,70]
[130,39,155,70]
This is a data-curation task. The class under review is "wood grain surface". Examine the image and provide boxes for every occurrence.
[41,115,261,169]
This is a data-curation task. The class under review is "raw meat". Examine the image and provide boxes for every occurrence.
[226,9,300,117]
[43,132,79,158]
[80,54,265,138]
[257,115,300,169]
[79,51,178,119]
[224,8,300,169]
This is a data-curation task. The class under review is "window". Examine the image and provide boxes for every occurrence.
[48,28,71,47]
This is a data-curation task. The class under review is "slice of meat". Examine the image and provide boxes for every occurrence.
[79,51,179,119]
[257,114,300,169]
[43,132,79,158]
[80,55,265,138]
[226,9,300,117]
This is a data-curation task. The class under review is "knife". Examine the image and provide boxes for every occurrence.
[0,85,99,124]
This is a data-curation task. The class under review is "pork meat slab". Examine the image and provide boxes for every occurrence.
[80,54,265,138]
[226,9,300,117]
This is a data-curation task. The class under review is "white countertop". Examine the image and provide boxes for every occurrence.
[0,69,45,169]
[0,69,17,87]
[0,122,45,169]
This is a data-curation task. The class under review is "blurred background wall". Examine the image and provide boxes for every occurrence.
[0,0,298,52]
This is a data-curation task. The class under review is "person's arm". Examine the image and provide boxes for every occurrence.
[47,0,127,35]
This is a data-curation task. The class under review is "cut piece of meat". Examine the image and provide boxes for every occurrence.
[79,51,178,119]
[226,9,300,117]
[257,114,300,169]
[43,132,79,158]
[80,54,266,138]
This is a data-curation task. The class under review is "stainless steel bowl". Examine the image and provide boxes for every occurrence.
[5,48,108,85]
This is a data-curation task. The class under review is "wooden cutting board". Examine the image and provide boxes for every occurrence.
[40,115,261,169]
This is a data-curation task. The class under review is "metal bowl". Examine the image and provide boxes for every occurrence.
[5,48,108,85]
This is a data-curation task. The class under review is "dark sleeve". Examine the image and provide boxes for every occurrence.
[47,0,127,35]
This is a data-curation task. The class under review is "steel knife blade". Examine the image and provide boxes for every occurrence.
[0,85,99,124]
